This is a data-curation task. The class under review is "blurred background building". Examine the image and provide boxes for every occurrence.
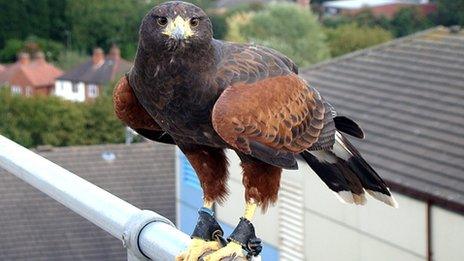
[0,52,62,96]
[55,46,131,102]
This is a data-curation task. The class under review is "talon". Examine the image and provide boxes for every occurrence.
[178,206,226,260]
[203,241,245,261]
[228,217,262,257]
[176,238,221,261]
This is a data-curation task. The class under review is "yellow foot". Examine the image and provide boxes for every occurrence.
[203,242,245,261]
[176,238,221,261]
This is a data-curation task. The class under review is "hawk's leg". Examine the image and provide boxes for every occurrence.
[204,160,281,261]
[176,145,229,261]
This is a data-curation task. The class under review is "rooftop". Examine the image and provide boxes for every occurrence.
[58,47,132,85]
[0,53,63,87]
[0,142,176,260]
[301,26,464,213]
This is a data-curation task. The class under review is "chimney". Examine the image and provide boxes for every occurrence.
[92,48,105,66]
[17,52,30,65]
[33,51,46,64]
[108,45,121,61]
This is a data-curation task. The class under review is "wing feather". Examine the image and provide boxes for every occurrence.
[212,73,327,168]
[211,43,335,168]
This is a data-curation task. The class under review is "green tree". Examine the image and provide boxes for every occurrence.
[0,88,125,148]
[353,9,391,30]
[0,0,69,49]
[225,2,266,15]
[48,0,70,42]
[66,0,214,58]
[0,39,23,62]
[210,14,228,39]
[82,95,125,145]
[55,51,89,71]
[66,0,145,58]
[0,0,217,59]
[24,36,65,61]
[325,23,392,57]
[390,7,433,37]
[0,88,87,147]
[227,3,330,68]
[437,0,464,26]
[225,12,254,43]
[0,37,65,63]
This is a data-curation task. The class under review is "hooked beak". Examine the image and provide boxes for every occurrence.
[162,16,194,40]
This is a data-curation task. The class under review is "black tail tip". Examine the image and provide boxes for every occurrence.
[334,116,365,139]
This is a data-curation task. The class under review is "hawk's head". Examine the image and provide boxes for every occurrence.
[140,1,212,52]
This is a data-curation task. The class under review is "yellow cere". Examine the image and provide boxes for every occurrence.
[162,16,194,39]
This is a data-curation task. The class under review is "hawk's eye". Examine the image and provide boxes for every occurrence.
[190,18,199,27]
[157,17,168,26]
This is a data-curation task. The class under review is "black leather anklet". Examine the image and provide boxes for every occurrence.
[191,208,226,246]
[228,217,262,257]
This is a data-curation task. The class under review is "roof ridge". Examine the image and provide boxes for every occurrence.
[303,26,445,72]
[57,57,132,85]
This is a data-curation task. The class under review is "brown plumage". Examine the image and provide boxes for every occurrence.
[114,1,397,215]
[212,74,326,161]
[113,76,175,145]
[113,76,159,131]
[241,158,282,211]
[180,145,229,203]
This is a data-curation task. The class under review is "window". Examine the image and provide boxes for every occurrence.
[72,83,79,93]
[25,87,32,96]
[11,85,21,95]
[87,84,99,98]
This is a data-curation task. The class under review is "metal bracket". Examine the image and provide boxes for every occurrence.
[123,210,175,260]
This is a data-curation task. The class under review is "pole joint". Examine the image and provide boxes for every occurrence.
[123,210,175,259]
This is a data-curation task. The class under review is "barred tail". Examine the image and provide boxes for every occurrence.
[301,131,398,207]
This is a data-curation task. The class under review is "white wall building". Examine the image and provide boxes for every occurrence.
[212,152,464,261]
[54,80,87,102]
[177,148,464,261]
[54,46,131,102]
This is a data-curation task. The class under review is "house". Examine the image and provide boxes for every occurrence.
[0,52,63,96]
[55,46,132,102]
[323,0,436,18]
[177,26,464,261]
[0,142,176,260]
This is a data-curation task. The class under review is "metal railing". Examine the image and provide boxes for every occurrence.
[0,135,190,260]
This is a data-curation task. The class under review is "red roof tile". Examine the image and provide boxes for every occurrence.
[0,59,62,88]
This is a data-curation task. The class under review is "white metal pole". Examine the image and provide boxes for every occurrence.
[0,135,190,260]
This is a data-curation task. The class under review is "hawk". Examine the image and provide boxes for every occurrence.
[113,1,397,260]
